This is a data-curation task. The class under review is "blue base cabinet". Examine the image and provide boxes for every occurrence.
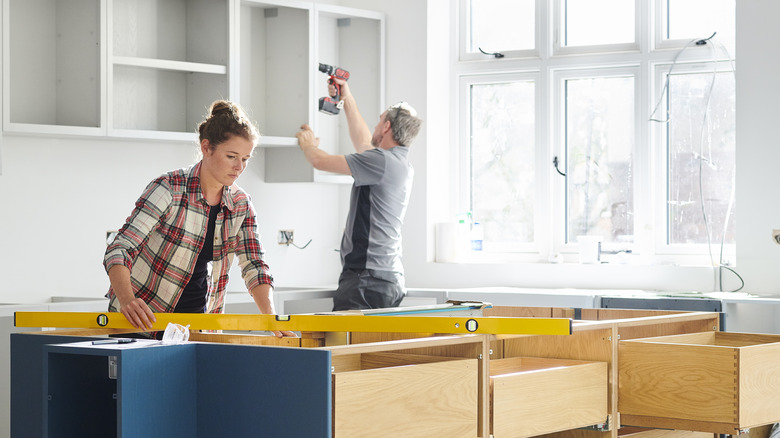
[13,334,332,437]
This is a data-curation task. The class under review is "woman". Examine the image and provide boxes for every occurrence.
[104,100,294,337]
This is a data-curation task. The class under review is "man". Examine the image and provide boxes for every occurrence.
[296,78,422,310]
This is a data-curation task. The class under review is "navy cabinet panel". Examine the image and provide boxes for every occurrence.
[12,334,333,438]
[196,344,331,437]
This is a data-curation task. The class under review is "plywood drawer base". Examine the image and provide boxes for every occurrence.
[333,352,478,437]
[491,356,608,438]
[619,331,780,434]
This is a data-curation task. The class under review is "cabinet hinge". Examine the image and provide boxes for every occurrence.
[108,356,117,380]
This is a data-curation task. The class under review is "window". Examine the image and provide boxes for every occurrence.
[656,64,736,249]
[561,0,635,47]
[455,0,736,265]
[461,0,535,60]
[562,74,635,246]
[468,77,536,249]
[660,0,736,47]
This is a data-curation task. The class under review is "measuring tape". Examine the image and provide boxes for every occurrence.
[14,311,572,336]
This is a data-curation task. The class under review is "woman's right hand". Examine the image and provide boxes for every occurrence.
[119,296,156,330]
[109,265,156,330]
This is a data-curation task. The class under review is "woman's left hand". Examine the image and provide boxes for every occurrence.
[272,330,298,338]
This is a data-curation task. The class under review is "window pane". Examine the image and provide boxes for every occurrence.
[566,77,634,244]
[470,0,535,53]
[565,0,634,46]
[667,71,736,245]
[470,81,535,246]
[666,0,735,45]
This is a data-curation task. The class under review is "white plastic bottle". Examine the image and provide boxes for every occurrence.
[455,212,472,259]
[471,222,483,251]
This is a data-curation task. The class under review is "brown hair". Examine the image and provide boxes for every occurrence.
[197,100,259,151]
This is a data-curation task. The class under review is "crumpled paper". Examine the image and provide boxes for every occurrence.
[161,322,190,344]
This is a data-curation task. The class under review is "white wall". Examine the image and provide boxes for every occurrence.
[733,0,780,294]
[0,134,343,304]
[1,0,779,305]
[347,0,780,296]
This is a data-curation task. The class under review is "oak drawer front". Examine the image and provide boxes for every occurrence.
[333,354,478,437]
[491,357,608,438]
[619,331,780,434]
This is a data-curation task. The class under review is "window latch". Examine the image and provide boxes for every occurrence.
[553,156,566,176]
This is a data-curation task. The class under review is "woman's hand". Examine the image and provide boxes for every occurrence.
[109,265,156,330]
[273,329,299,338]
[119,296,156,330]
[250,284,298,338]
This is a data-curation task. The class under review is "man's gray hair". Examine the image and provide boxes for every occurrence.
[387,102,422,146]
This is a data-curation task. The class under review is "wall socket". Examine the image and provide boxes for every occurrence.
[106,230,118,245]
[278,229,294,245]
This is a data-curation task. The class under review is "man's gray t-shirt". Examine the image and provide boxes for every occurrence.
[342,146,413,274]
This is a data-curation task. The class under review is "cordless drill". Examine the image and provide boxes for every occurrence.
[318,63,350,115]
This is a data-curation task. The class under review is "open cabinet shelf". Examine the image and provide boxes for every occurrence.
[3,0,385,184]
[108,0,231,140]
[3,0,104,136]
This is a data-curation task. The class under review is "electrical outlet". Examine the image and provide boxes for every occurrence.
[106,230,118,245]
[278,229,294,245]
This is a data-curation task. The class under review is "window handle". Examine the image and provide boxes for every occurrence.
[478,47,504,58]
[553,156,566,177]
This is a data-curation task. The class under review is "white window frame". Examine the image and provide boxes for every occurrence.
[550,65,642,256]
[457,71,545,260]
[654,0,736,52]
[453,0,735,266]
[552,0,641,56]
[458,0,541,62]
[649,59,737,265]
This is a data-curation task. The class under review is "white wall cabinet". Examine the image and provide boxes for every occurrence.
[3,0,104,136]
[310,4,384,184]
[109,0,232,141]
[2,0,384,183]
[246,2,385,183]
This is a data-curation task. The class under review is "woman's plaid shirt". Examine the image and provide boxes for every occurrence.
[104,162,272,314]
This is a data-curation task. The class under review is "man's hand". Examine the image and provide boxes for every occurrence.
[296,124,351,174]
[328,77,352,103]
[328,78,372,152]
[296,124,320,149]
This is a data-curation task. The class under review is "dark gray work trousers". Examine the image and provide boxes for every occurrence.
[332,268,406,311]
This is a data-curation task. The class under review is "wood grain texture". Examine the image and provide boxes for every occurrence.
[491,358,607,437]
[618,428,715,438]
[619,340,738,423]
[535,429,613,438]
[738,341,780,427]
[503,326,618,422]
[619,414,742,435]
[188,332,304,347]
[333,359,478,437]
[586,309,683,321]
[349,331,436,344]
[619,331,780,431]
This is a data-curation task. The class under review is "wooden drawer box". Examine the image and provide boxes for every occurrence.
[619,427,715,438]
[332,352,478,437]
[619,331,780,434]
[490,356,608,438]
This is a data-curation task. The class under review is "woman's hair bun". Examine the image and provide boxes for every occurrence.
[197,100,259,149]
